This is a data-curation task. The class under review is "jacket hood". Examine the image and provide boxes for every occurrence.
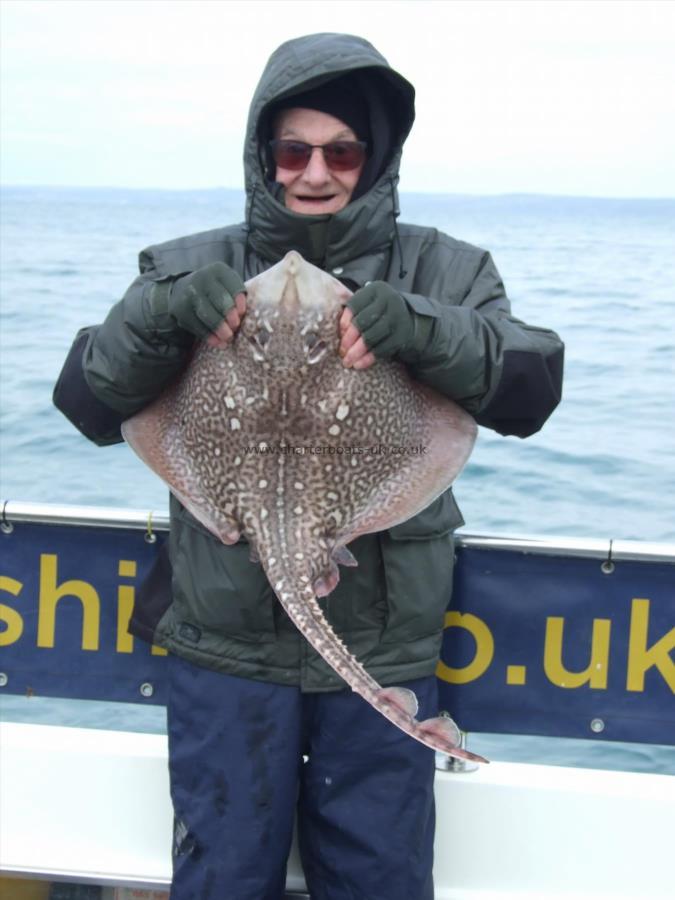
[243,33,415,271]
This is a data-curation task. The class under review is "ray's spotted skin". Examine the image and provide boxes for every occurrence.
[122,251,486,764]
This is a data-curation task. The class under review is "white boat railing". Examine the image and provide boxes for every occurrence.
[4,499,674,563]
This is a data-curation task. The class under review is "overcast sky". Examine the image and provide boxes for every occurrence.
[1,0,674,197]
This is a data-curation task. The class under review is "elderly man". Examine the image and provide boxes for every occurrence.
[55,32,563,900]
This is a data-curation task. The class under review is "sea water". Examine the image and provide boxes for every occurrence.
[1,186,674,773]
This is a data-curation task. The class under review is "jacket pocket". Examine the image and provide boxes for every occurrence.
[170,501,277,643]
[387,490,464,540]
[324,535,387,635]
[380,491,462,645]
[380,531,456,645]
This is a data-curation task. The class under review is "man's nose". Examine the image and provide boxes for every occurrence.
[302,147,331,184]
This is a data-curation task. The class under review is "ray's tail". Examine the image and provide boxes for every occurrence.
[264,558,488,764]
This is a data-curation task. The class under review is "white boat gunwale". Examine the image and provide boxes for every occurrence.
[1,721,674,899]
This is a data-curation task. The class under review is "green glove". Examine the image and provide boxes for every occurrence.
[168,262,246,340]
[347,281,417,358]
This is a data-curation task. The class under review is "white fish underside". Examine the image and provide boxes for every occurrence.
[122,251,487,764]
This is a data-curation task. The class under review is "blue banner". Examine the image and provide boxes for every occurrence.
[0,521,169,704]
[1,519,673,744]
[437,546,675,745]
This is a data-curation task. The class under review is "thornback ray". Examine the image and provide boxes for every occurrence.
[122,250,486,764]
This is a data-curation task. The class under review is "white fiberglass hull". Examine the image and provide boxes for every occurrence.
[0,722,673,899]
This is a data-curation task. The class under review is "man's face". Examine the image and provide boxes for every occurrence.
[273,108,365,215]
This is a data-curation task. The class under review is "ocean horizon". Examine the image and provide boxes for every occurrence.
[3,182,675,199]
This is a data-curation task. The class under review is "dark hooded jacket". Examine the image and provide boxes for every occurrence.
[53,33,564,690]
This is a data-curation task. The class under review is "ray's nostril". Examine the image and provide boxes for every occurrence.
[249,328,270,349]
[306,334,327,364]
[248,328,271,361]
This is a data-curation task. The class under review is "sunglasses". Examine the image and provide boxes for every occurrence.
[269,140,368,172]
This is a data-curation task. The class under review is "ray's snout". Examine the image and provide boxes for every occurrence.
[282,250,303,276]
[246,249,346,318]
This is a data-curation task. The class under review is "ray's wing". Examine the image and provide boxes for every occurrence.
[121,351,242,545]
[348,379,476,539]
[311,362,477,546]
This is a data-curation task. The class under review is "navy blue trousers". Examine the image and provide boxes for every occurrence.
[167,654,437,900]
